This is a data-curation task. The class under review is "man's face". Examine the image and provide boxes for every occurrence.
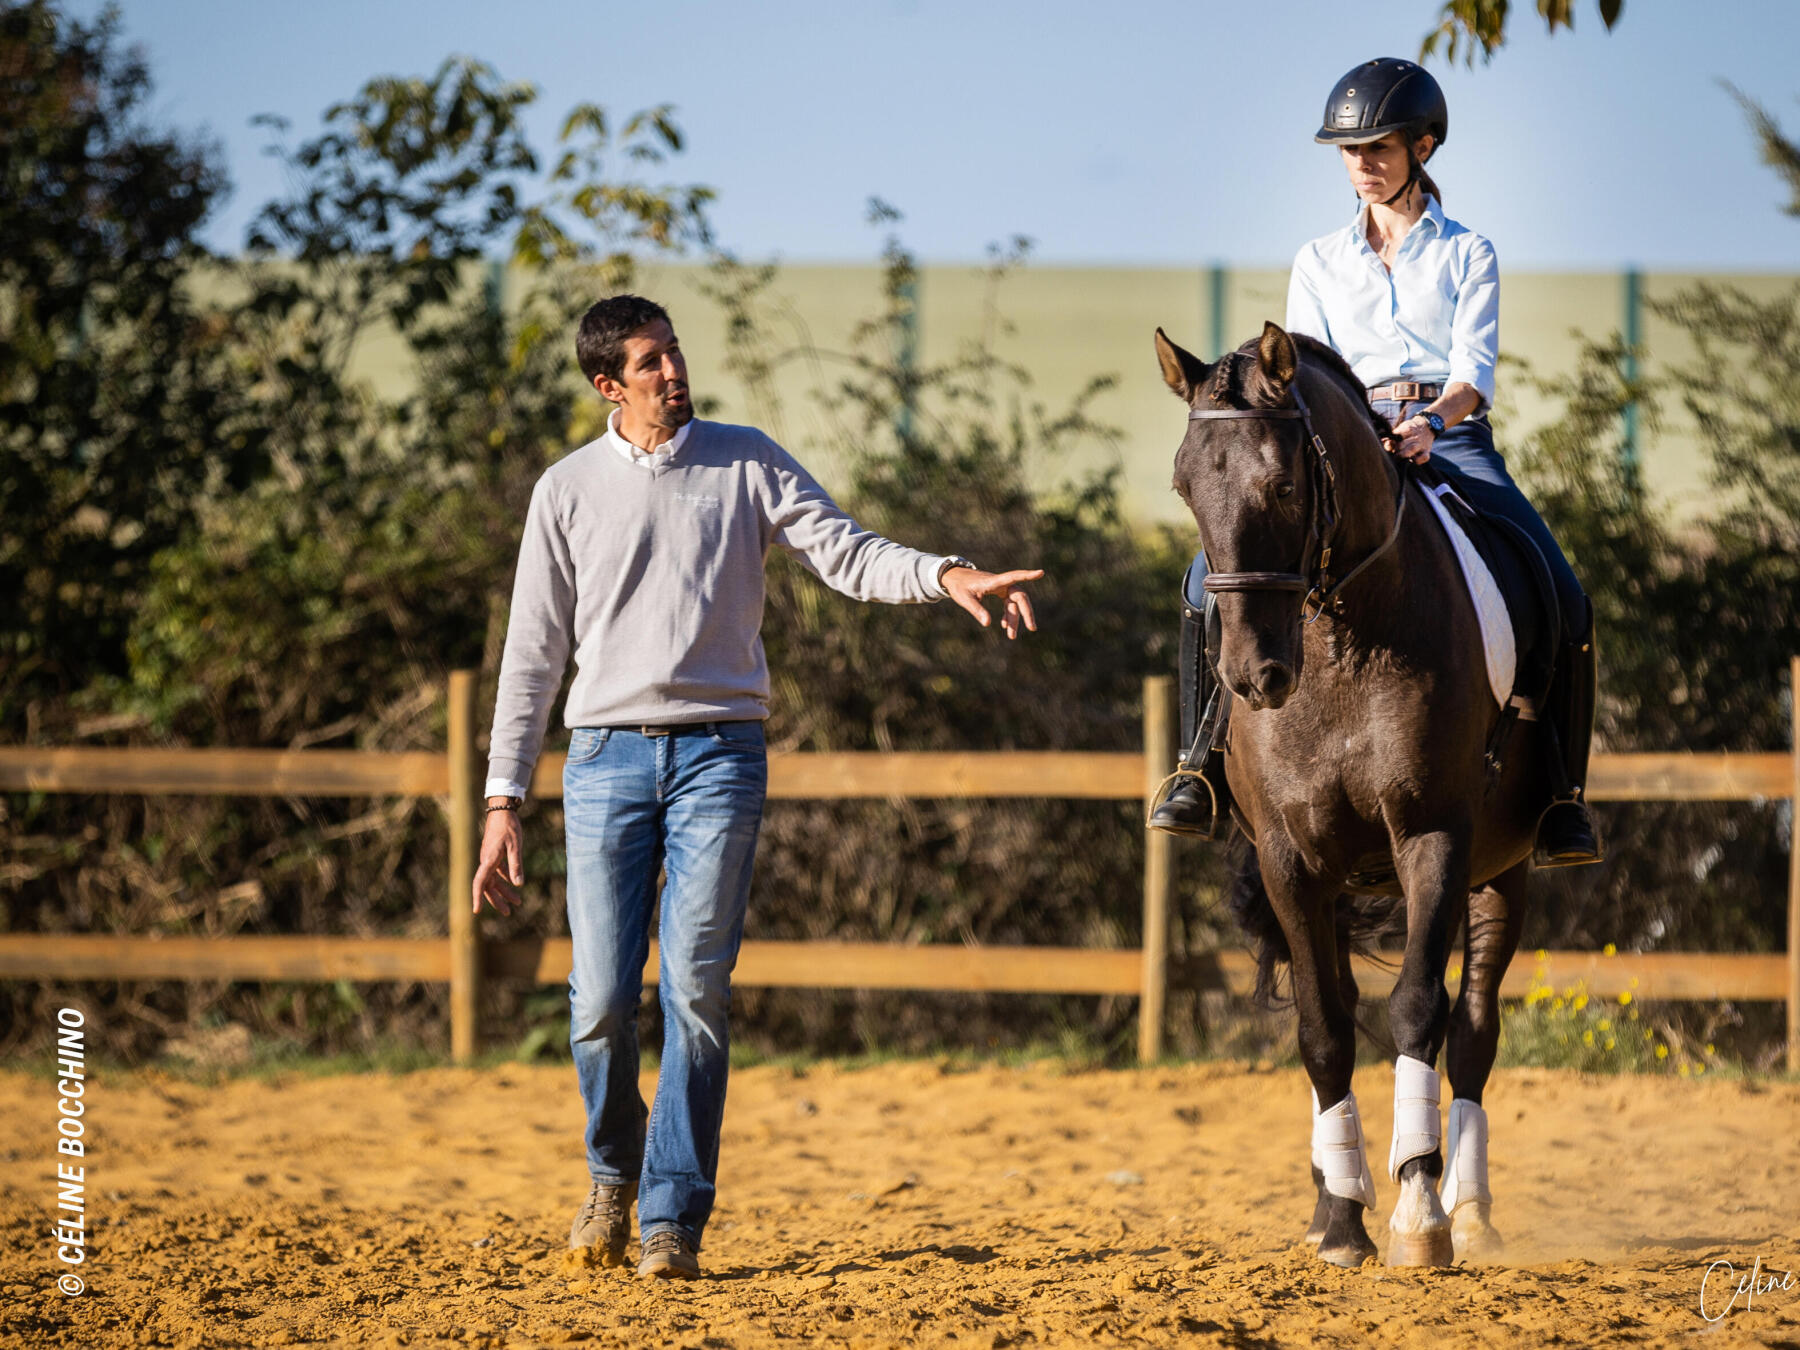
[596,318,692,429]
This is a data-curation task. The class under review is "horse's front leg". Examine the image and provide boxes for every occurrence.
[1384,823,1472,1268]
[1261,843,1376,1268]
[1443,861,1527,1261]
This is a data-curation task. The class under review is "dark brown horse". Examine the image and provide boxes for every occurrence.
[1154,321,1542,1267]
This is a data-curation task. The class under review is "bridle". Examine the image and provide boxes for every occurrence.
[1188,380,1410,624]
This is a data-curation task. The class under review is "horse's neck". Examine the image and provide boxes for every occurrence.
[1305,374,1450,649]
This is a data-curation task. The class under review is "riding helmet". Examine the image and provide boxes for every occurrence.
[1314,58,1448,149]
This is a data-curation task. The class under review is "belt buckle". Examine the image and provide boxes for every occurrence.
[1393,381,1421,402]
[640,725,671,737]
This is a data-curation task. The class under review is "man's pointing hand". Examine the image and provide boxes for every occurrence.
[942,565,1044,639]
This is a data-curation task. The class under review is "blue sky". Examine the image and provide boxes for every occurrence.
[91,0,1800,269]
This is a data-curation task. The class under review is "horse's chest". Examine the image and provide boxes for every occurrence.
[1237,714,1416,823]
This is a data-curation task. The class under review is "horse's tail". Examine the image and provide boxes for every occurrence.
[1225,840,1409,1017]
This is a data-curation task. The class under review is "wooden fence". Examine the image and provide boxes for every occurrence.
[3,665,1797,1069]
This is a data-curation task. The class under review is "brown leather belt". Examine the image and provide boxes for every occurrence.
[608,720,756,737]
[1366,381,1443,403]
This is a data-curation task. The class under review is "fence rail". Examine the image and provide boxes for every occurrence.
[3,664,1797,1068]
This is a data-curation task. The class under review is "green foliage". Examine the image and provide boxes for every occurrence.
[1421,0,1623,66]
[0,0,243,725]
[1496,955,1695,1074]
[1728,83,1800,219]
[0,19,716,1061]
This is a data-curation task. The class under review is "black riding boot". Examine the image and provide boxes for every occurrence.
[1535,599,1604,868]
[1148,595,1234,839]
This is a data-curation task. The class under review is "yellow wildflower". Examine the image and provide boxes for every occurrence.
[1602,943,1616,957]
[1618,991,1632,1007]
[1655,1043,1668,1060]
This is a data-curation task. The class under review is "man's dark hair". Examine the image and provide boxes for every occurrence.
[576,295,671,384]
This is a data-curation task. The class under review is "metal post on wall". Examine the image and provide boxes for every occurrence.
[1208,263,1228,361]
[447,670,482,1063]
[484,258,504,321]
[1621,267,1642,486]
[1789,656,1800,1072]
[1140,676,1175,1063]
[894,273,919,444]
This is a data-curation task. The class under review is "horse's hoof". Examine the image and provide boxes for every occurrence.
[1305,1192,1332,1245]
[1452,1202,1505,1262]
[1317,1234,1377,1268]
[1387,1226,1456,1267]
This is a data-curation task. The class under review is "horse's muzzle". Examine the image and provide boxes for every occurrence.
[1235,659,1296,710]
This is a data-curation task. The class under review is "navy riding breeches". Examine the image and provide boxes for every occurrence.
[1182,403,1586,634]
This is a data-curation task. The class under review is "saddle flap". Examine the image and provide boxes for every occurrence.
[1412,465,1558,709]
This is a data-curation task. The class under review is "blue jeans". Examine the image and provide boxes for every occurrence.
[1184,404,1586,633]
[562,720,768,1251]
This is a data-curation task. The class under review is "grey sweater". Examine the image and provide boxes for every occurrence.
[485,419,950,790]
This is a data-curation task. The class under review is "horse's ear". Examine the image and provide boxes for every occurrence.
[1154,327,1212,402]
[1252,321,1298,403]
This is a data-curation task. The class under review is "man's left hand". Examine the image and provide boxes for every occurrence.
[942,566,1043,639]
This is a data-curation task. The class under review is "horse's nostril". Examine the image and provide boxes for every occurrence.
[1257,662,1296,701]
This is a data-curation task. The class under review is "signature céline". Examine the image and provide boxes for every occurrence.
[1701,1256,1796,1323]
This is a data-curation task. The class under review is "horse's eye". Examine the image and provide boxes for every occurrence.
[1276,482,1296,498]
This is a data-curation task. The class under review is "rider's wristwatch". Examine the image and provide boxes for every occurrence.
[938,555,978,583]
[1420,411,1445,437]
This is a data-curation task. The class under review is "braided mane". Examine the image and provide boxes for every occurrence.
[1206,331,1394,441]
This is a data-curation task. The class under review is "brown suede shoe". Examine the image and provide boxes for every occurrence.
[568,1180,636,1265]
[636,1229,700,1280]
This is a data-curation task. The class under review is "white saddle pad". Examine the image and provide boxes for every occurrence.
[1419,482,1532,717]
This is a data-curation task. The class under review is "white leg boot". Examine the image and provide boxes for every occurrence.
[1311,1090,1376,1210]
[1441,1097,1503,1259]
[1386,1055,1453,1266]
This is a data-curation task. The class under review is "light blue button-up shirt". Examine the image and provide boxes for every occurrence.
[1284,195,1499,410]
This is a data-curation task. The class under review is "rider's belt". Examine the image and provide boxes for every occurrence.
[1366,381,1443,403]
[607,720,751,737]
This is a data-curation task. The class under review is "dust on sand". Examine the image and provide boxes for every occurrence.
[2,1059,1796,1348]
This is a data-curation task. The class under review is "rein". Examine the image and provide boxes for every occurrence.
[1188,382,1409,624]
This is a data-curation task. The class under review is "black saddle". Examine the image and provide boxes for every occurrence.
[1410,461,1560,713]
[1340,464,1562,893]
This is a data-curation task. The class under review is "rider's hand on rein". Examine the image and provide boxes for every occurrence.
[1386,416,1436,465]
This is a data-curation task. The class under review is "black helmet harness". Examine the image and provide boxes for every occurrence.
[1315,58,1448,208]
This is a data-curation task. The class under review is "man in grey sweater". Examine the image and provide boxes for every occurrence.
[471,295,1041,1280]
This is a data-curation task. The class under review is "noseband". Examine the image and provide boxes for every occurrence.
[1188,382,1409,624]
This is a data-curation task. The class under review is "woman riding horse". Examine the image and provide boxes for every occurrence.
[1149,57,1601,870]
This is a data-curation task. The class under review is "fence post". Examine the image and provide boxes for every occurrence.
[1789,657,1799,1073]
[1140,676,1175,1064]
[448,670,481,1064]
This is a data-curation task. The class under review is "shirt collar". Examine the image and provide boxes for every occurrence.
[605,407,693,466]
[1351,192,1445,254]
